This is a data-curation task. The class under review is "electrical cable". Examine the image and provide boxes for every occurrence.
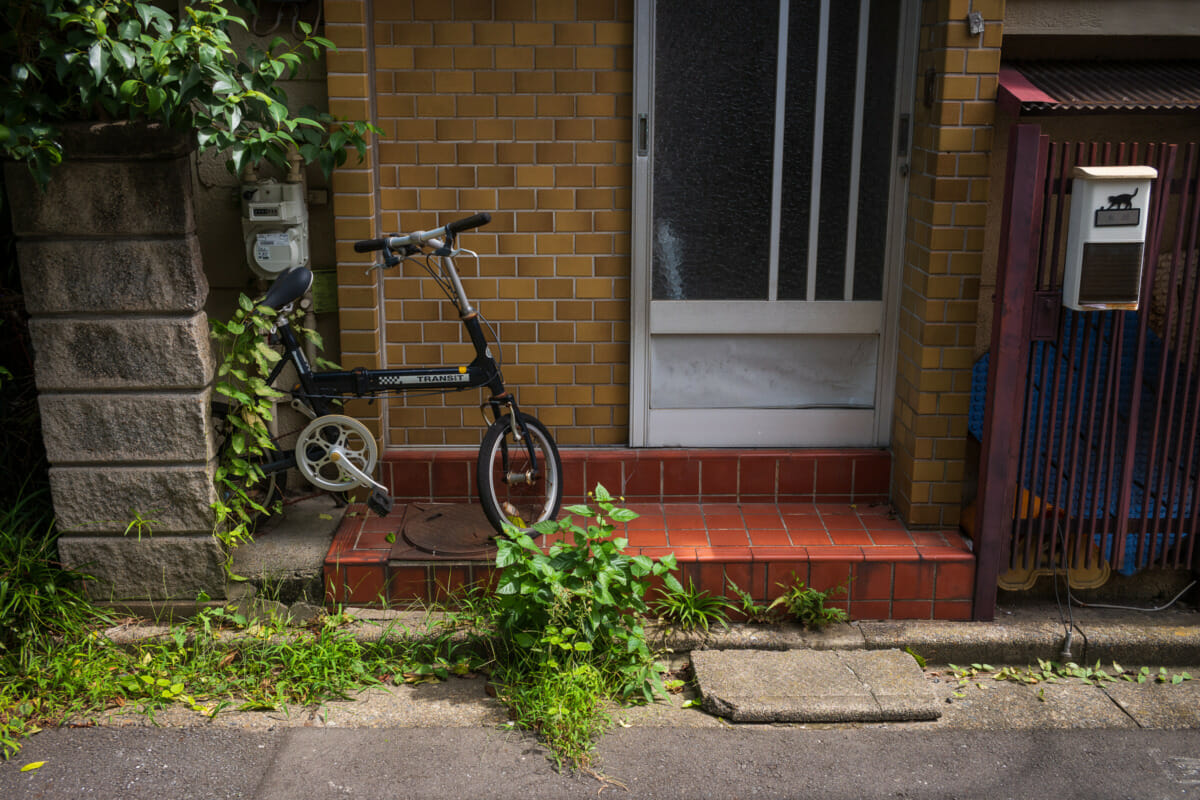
[1069,579,1197,613]
[1052,520,1075,660]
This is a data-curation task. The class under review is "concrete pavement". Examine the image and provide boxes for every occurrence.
[5,601,1200,798]
[81,599,1200,731]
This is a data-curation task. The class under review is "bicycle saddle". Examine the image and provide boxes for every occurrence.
[260,267,314,311]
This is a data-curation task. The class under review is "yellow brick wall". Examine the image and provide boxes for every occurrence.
[891,0,1004,527]
[328,0,1005,525]
[326,0,633,448]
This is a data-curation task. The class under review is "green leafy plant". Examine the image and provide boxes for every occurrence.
[209,295,338,552]
[1,0,378,188]
[209,297,285,551]
[488,484,681,769]
[0,601,461,758]
[0,484,107,671]
[725,578,779,624]
[768,576,849,630]
[651,578,733,632]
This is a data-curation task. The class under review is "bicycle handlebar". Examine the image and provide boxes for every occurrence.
[353,212,492,253]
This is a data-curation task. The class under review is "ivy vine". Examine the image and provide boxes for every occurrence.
[209,293,334,552]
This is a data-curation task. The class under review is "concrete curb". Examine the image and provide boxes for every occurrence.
[99,603,1200,666]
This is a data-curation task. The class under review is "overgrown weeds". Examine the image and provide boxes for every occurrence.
[769,576,849,629]
[1,482,682,774]
[0,602,476,759]
[651,578,734,632]
[0,485,105,671]
[485,485,680,770]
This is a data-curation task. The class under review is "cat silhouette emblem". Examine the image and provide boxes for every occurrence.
[1106,186,1138,210]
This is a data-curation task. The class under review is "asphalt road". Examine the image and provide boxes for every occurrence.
[4,726,1200,799]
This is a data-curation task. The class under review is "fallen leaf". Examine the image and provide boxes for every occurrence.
[21,762,44,772]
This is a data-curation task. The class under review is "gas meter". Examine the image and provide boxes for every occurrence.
[241,179,310,278]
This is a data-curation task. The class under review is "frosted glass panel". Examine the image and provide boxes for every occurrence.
[650,334,878,409]
[814,0,860,300]
[777,0,820,301]
[651,0,777,300]
[853,0,901,301]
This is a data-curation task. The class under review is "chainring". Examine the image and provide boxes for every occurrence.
[294,414,379,492]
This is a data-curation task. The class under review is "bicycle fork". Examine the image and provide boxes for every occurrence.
[486,395,542,486]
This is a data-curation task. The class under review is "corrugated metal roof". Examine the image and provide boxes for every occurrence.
[1002,61,1200,113]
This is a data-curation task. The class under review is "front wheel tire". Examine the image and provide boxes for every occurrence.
[477,413,563,535]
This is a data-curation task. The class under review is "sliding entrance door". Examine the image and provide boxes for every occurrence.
[630,0,917,446]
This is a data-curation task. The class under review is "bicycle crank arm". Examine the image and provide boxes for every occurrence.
[330,449,388,494]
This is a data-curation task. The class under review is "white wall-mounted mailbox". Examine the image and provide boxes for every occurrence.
[1063,165,1157,311]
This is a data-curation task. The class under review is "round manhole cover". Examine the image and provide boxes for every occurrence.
[401,503,497,556]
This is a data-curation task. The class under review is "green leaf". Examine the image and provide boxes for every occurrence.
[88,42,106,84]
[119,79,140,102]
[111,40,137,71]
[147,86,166,113]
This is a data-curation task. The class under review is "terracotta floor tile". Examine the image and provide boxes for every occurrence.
[806,545,866,561]
[705,513,746,530]
[782,517,828,532]
[829,530,873,545]
[660,503,703,514]
[625,528,668,546]
[742,512,786,529]
[789,530,834,546]
[665,515,707,530]
[777,502,819,515]
[668,530,710,547]
[869,530,916,546]
[748,529,795,546]
[910,531,953,547]
[862,545,920,562]
[708,528,751,546]
[862,516,908,532]
[821,513,866,530]
[694,546,754,562]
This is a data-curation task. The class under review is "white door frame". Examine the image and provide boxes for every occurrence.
[628,0,920,448]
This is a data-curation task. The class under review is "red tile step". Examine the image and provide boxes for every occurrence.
[324,500,975,621]
[378,447,891,505]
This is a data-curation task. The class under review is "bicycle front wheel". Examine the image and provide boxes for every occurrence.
[477,412,563,535]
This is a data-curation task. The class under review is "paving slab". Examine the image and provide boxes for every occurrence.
[692,649,939,723]
[918,670,1139,730]
[1102,677,1200,729]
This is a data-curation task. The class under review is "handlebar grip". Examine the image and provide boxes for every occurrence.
[445,212,492,235]
[354,238,388,253]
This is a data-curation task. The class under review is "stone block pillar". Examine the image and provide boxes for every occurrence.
[6,122,224,601]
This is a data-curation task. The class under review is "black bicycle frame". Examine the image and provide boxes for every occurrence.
[264,307,543,480]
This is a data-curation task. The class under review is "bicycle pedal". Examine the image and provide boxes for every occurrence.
[366,488,394,517]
